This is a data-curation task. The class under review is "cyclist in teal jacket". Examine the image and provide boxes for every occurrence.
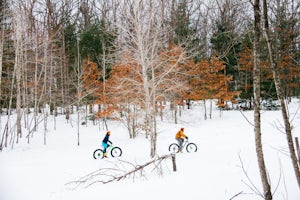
[102,131,112,157]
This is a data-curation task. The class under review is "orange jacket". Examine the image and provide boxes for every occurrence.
[175,130,187,139]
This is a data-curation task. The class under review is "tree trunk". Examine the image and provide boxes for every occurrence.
[0,7,4,114]
[150,115,157,158]
[42,33,48,145]
[262,0,300,188]
[203,100,207,120]
[34,30,39,133]
[209,99,213,119]
[16,45,22,143]
[76,37,81,146]
[0,1,5,148]
[174,104,178,124]
[253,1,272,199]
[43,107,48,145]
[14,12,22,143]
[150,64,157,157]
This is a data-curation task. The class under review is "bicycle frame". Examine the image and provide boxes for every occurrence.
[182,139,189,147]
[169,139,197,153]
[105,144,114,152]
[177,139,189,149]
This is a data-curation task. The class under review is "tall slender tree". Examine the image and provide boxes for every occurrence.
[13,7,23,143]
[253,0,272,199]
[0,0,5,113]
[262,0,300,188]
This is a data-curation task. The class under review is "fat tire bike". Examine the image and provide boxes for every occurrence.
[168,140,197,153]
[93,144,122,159]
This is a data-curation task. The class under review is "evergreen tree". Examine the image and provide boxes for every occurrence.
[79,19,116,76]
[0,0,14,111]
[171,0,202,61]
[64,20,78,68]
[210,2,242,91]
[238,30,254,106]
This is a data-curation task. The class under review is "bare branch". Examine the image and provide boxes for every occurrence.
[238,154,264,198]
[66,154,173,189]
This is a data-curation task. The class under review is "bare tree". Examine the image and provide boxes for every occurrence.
[0,0,7,149]
[76,36,81,146]
[116,0,187,157]
[0,0,5,113]
[252,0,272,199]
[262,0,300,188]
[13,10,22,143]
[0,0,14,149]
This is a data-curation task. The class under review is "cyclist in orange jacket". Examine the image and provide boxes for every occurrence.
[175,128,188,152]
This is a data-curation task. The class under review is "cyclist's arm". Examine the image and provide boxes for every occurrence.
[181,132,187,139]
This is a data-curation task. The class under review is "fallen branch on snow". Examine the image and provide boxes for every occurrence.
[66,153,175,189]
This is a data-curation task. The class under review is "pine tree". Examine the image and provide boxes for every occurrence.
[210,1,242,91]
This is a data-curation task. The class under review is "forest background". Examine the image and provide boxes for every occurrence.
[0,0,300,198]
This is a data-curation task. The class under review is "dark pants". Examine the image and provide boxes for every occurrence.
[176,138,184,151]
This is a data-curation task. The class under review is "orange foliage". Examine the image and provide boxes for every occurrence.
[277,53,300,94]
[81,59,118,119]
[184,56,238,107]
[107,44,188,109]
[95,104,119,120]
[81,59,101,97]
[157,44,187,102]
[107,51,143,107]
[238,45,300,97]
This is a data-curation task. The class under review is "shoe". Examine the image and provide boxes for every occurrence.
[103,153,107,158]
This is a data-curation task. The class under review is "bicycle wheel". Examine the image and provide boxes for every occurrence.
[186,143,197,152]
[169,143,180,153]
[111,147,122,157]
[93,149,104,159]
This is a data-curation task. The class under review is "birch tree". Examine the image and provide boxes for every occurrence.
[0,0,15,149]
[13,10,22,143]
[0,0,7,148]
[0,0,5,113]
[116,0,186,157]
[262,0,300,188]
[253,0,272,199]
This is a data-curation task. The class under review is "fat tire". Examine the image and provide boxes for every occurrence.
[186,143,197,152]
[169,143,180,153]
[93,149,104,159]
[111,147,122,157]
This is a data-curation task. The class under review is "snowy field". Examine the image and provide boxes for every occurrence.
[0,99,300,200]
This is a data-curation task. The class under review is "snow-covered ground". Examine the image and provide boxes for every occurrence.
[0,99,300,200]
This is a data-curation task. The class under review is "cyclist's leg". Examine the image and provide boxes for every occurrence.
[180,138,184,151]
[177,138,184,152]
[102,142,108,157]
[175,138,180,146]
